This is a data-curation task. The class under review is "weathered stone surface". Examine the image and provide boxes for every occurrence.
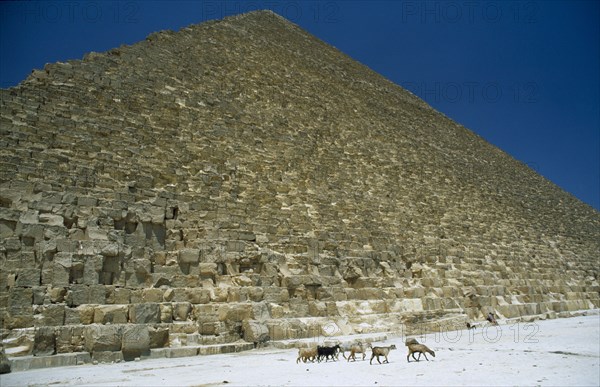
[93,305,128,324]
[84,325,122,353]
[56,326,85,353]
[121,325,150,360]
[33,327,56,356]
[0,347,11,374]
[148,326,169,349]
[129,303,160,324]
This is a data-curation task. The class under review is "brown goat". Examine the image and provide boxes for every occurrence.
[370,344,396,364]
[347,342,372,362]
[406,343,435,362]
[296,347,317,363]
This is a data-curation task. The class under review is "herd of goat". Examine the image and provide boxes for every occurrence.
[296,338,435,365]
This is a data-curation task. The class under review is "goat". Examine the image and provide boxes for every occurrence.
[317,344,340,362]
[486,312,499,326]
[347,342,372,362]
[406,342,435,362]
[296,347,317,363]
[338,342,356,360]
[369,344,396,364]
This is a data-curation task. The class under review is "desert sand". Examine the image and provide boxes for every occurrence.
[2,313,599,387]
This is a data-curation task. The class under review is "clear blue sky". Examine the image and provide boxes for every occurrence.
[1,1,598,210]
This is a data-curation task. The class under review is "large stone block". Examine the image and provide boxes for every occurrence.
[16,268,41,287]
[34,304,65,326]
[33,326,56,356]
[218,303,253,322]
[159,303,173,323]
[84,324,122,352]
[56,326,85,353]
[93,305,129,324]
[9,288,33,311]
[65,305,94,325]
[121,325,150,360]
[129,303,160,324]
[148,326,169,349]
[242,320,269,342]
[172,302,191,321]
[179,249,200,264]
[0,347,11,374]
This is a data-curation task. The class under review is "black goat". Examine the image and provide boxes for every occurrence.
[317,345,340,362]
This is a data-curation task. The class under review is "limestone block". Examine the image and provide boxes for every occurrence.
[121,325,150,360]
[251,302,270,320]
[0,219,16,239]
[0,347,11,374]
[3,332,34,357]
[199,262,217,277]
[210,286,228,302]
[55,326,85,354]
[179,249,200,264]
[32,286,46,305]
[141,288,163,303]
[4,310,33,329]
[88,285,107,304]
[39,214,64,226]
[218,303,253,322]
[86,227,108,240]
[108,287,131,304]
[243,287,264,302]
[268,303,285,318]
[66,285,89,306]
[16,268,41,287]
[93,305,129,324]
[150,206,166,224]
[170,274,199,288]
[148,326,169,348]
[65,305,95,325]
[48,255,72,287]
[261,287,287,303]
[34,304,65,326]
[238,231,256,241]
[133,259,152,275]
[197,311,217,335]
[182,288,211,304]
[9,287,33,311]
[172,302,191,321]
[19,210,39,224]
[157,303,172,323]
[129,303,160,324]
[48,287,67,303]
[77,196,98,207]
[33,326,56,356]
[84,324,122,352]
[101,243,120,257]
[92,350,124,363]
[233,275,254,287]
[83,256,102,285]
[242,320,269,342]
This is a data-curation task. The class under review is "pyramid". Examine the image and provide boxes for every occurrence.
[1,11,598,366]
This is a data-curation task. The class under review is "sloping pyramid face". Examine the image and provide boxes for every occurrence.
[1,11,598,361]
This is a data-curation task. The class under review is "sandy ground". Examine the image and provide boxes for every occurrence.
[2,313,599,387]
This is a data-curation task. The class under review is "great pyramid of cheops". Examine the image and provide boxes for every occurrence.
[0,10,598,368]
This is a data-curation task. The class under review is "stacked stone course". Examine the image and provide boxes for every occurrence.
[1,11,598,368]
